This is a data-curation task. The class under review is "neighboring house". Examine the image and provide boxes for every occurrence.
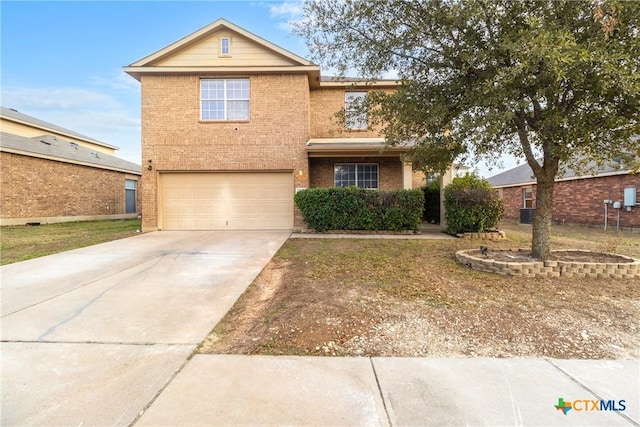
[0,107,142,225]
[487,159,639,230]
[124,19,456,231]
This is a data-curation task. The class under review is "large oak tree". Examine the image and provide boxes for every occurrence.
[295,0,640,259]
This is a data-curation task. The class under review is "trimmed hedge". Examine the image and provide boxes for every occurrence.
[444,174,504,234]
[294,187,424,232]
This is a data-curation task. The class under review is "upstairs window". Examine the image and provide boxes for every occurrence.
[334,163,379,189]
[200,78,249,121]
[220,37,231,56]
[345,91,367,130]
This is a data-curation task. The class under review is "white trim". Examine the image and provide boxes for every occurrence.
[319,80,400,88]
[200,78,250,121]
[334,163,379,189]
[219,37,231,57]
[127,18,315,67]
[307,138,386,145]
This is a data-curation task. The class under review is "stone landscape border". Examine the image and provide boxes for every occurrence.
[456,231,506,240]
[455,248,640,279]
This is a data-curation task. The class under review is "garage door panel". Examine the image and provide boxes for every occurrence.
[160,172,293,230]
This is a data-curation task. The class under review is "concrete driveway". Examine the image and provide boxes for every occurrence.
[0,231,290,426]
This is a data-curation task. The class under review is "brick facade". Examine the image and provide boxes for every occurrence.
[309,157,403,190]
[499,174,640,229]
[307,87,404,193]
[140,73,311,230]
[309,88,386,138]
[1,152,140,221]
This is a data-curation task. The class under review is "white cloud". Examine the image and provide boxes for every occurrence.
[89,70,140,92]
[1,84,142,164]
[268,1,305,32]
[2,86,122,111]
[269,1,304,19]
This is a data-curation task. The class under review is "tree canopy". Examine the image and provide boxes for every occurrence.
[295,0,640,259]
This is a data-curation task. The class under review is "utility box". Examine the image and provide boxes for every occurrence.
[520,208,535,224]
[623,187,637,207]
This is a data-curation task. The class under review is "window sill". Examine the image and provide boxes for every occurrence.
[199,120,250,124]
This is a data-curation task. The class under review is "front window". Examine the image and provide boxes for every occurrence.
[345,91,367,130]
[200,78,249,121]
[334,163,378,189]
[523,187,534,208]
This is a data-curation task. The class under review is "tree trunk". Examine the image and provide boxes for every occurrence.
[531,176,555,260]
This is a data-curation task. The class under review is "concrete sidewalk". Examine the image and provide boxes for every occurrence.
[0,231,290,426]
[136,355,639,426]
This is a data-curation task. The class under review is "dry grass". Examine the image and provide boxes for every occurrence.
[0,219,141,265]
[200,221,640,359]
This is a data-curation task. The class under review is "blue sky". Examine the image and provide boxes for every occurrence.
[1,0,518,176]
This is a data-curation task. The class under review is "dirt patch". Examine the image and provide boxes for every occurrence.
[199,223,640,359]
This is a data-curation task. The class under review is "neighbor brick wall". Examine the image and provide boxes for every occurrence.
[0,152,140,219]
[141,73,311,230]
[309,157,403,190]
[499,174,640,228]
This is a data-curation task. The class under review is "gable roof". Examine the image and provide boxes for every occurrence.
[487,158,634,188]
[124,18,320,82]
[0,132,140,175]
[0,107,118,151]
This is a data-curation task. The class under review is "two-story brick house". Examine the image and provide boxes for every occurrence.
[125,19,440,232]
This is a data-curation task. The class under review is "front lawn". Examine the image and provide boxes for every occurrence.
[0,218,141,265]
[199,221,639,359]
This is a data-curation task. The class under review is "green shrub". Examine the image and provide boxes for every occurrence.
[294,187,424,232]
[421,180,440,223]
[444,174,504,234]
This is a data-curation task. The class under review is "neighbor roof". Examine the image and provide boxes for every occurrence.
[487,158,633,188]
[0,107,118,150]
[0,132,140,174]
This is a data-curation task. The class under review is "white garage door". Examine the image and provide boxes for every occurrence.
[160,172,293,230]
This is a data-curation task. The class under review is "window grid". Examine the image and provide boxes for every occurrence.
[201,78,249,121]
[220,37,230,56]
[334,163,379,189]
[523,188,534,208]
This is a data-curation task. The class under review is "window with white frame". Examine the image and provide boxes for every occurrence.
[334,163,378,189]
[220,37,231,56]
[345,91,367,130]
[125,179,137,214]
[522,187,534,208]
[200,78,249,121]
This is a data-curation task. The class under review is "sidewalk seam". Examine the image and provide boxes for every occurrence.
[546,359,639,427]
[369,357,393,427]
[127,354,193,427]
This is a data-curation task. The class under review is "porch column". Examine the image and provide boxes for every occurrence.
[439,166,454,229]
[402,163,413,189]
